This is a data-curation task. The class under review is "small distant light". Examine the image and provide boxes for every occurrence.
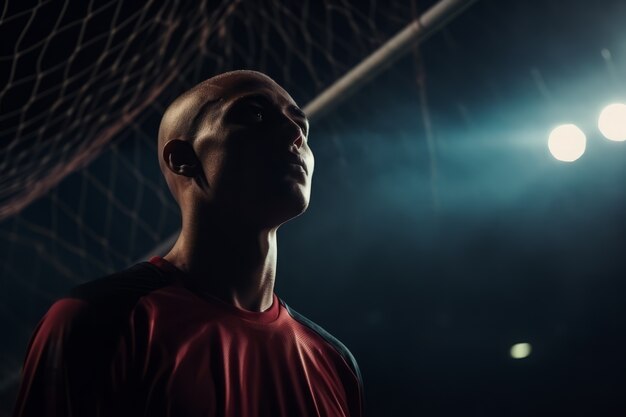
[510,343,532,359]
[548,124,586,162]
[598,103,626,141]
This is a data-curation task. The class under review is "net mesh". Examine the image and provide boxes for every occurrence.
[0,0,422,404]
[0,0,411,220]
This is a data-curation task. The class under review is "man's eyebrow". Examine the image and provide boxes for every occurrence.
[228,94,309,125]
[229,93,273,108]
[228,93,309,130]
[287,104,308,122]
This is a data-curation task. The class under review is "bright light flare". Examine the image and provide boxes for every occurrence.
[548,124,586,162]
[510,343,532,359]
[598,103,626,141]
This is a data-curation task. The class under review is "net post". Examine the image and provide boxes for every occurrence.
[303,0,478,122]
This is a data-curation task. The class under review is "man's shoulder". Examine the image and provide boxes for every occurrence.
[15,263,169,417]
[279,299,364,388]
[25,262,168,358]
[68,261,171,305]
[41,261,172,338]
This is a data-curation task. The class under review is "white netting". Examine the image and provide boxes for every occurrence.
[0,0,414,220]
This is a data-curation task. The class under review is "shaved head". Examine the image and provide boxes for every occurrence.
[157,70,313,229]
[158,71,294,191]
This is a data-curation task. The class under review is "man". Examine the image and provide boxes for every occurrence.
[12,70,364,417]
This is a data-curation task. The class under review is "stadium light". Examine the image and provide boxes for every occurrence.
[548,124,586,162]
[510,343,532,359]
[598,103,626,141]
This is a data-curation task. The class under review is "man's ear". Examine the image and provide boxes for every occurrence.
[162,139,200,178]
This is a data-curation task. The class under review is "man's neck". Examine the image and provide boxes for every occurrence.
[163,213,278,313]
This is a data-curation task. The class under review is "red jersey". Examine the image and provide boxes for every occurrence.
[12,256,364,417]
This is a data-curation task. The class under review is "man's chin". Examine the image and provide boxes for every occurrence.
[259,193,310,228]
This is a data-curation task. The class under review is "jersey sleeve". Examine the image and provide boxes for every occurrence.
[280,300,366,417]
[12,298,125,417]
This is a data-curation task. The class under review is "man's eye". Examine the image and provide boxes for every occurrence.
[243,104,265,123]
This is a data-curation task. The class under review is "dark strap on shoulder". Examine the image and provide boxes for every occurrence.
[279,298,365,390]
[68,261,172,304]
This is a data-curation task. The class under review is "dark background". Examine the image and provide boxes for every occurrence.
[1,0,625,416]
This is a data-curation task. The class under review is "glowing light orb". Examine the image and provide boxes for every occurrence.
[510,343,532,359]
[548,124,586,162]
[598,103,626,141]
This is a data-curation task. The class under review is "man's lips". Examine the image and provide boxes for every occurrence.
[282,153,308,174]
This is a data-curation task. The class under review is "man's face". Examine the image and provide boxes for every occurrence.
[194,73,314,228]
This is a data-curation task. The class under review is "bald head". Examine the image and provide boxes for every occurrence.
[156,70,313,226]
[158,71,294,198]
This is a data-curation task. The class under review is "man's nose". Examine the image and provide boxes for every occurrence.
[293,134,304,149]
[280,114,304,150]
